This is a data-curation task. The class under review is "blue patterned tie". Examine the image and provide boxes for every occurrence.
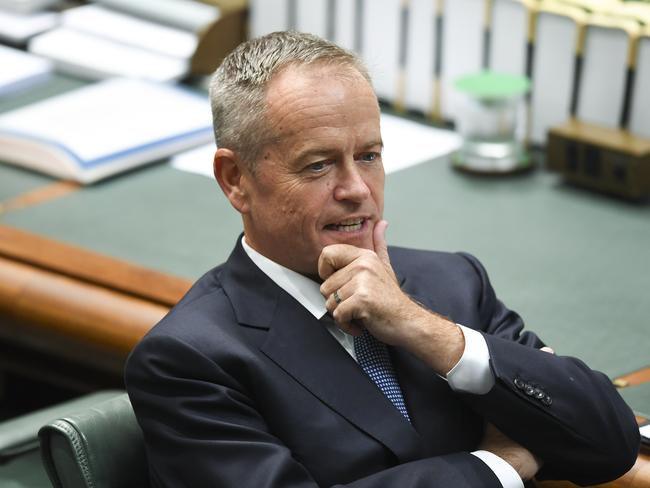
[354,329,411,423]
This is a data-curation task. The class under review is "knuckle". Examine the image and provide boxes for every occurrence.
[357,259,373,273]
[333,308,345,322]
[357,287,370,302]
[320,283,330,296]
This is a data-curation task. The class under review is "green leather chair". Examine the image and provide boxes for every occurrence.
[0,390,126,488]
[38,392,149,488]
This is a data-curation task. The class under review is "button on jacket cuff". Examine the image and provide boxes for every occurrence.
[446,325,495,394]
[471,450,525,488]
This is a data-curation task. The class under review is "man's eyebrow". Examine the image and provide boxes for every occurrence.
[293,139,384,163]
[359,139,384,151]
[293,147,338,163]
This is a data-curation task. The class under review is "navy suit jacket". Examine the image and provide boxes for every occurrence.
[125,239,639,487]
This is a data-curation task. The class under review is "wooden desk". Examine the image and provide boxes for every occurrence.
[0,225,188,375]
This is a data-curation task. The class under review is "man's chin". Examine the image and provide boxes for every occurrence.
[320,216,378,249]
[321,234,373,250]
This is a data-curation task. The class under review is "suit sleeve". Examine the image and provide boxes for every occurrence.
[455,252,640,486]
[125,333,502,488]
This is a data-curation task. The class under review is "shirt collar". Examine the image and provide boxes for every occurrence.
[241,236,327,319]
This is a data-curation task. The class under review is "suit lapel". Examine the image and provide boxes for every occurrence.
[220,239,422,463]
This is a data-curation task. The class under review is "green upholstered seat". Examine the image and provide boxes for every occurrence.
[0,390,124,488]
[39,392,148,488]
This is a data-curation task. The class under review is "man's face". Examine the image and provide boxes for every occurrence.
[241,64,385,276]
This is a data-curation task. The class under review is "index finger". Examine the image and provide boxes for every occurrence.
[318,244,366,280]
[372,219,390,267]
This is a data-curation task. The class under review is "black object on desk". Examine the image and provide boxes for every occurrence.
[547,119,650,200]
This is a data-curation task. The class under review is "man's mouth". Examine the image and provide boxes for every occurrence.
[325,217,366,233]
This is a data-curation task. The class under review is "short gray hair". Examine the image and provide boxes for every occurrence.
[209,31,371,172]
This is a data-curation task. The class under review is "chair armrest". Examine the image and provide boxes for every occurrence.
[0,390,124,460]
[38,392,148,488]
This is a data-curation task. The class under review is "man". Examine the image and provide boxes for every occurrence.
[125,32,639,487]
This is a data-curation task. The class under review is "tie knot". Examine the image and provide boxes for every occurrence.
[354,328,385,352]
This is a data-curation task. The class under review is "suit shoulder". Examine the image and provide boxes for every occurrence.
[176,263,227,307]
[388,246,479,276]
[136,263,241,344]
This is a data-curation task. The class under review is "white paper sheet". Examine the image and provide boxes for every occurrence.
[640,424,650,447]
[170,113,461,178]
[0,8,58,44]
[381,114,461,174]
[0,44,52,96]
[170,142,216,177]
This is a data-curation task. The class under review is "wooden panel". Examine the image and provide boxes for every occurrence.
[614,367,650,388]
[0,225,191,306]
[0,256,168,359]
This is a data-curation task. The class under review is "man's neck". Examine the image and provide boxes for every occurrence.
[240,235,327,319]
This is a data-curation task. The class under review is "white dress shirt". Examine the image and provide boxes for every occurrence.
[241,236,523,488]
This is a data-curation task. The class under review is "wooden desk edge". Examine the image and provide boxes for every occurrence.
[0,225,191,306]
[0,255,168,360]
[614,367,650,389]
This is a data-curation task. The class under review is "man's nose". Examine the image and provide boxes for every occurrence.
[333,162,371,202]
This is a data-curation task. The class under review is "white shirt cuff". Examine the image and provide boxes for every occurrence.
[446,325,494,394]
[471,450,524,488]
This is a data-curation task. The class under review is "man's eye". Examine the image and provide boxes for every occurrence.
[307,161,328,172]
[358,152,379,163]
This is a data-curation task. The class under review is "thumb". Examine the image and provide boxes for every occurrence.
[373,219,390,265]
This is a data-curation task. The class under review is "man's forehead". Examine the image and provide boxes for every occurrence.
[269,113,382,154]
[268,69,376,117]
[270,62,367,87]
[265,64,375,108]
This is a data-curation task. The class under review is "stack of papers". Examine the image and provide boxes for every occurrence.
[26,0,221,81]
[28,4,199,81]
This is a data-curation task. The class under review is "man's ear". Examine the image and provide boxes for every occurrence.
[214,148,251,213]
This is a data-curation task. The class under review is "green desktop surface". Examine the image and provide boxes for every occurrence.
[0,164,54,202]
[1,153,649,379]
[1,161,241,279]
[620,382,650,418]
[0,74,85,114]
